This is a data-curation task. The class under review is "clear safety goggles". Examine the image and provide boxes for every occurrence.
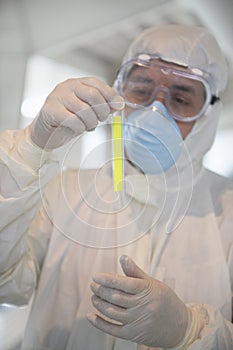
[115,54,216,122]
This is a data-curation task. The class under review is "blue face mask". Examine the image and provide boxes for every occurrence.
[123,101,183,174]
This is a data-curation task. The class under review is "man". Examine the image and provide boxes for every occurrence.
[0,24,233,349]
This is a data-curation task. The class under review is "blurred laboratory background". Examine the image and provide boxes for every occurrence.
[0,0,233,348]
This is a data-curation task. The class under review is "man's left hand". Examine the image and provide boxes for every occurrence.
[87,255,188,348]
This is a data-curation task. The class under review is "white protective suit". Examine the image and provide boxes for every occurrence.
[1,24,233,350]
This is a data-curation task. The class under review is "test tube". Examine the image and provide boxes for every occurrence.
[112,113,124,192]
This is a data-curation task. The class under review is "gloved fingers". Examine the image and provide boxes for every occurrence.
[92,272,146,295]
[30,77,125,150]
[120,255,149,279]
[87,313,128,340]
[63,98,100,131]
[73,85,112,122]
[90,281,136,309]
[68,83,112,122]
[79,77,125,112]
[91,295,132,325]
[45,92,102,133]
[48,89,101,131]
[87,312,141,342]
[38,102,87,135]
[60,113,90,134]
[49,77,124,124]
[90,102,112,122]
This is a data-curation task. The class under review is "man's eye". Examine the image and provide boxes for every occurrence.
[172,95,189,105]
[131,88,153,97]
[128,83,153,96]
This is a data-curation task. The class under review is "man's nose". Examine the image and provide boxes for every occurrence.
[153,86,168,105]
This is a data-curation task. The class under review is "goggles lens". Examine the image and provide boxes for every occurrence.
[117,58,211,121]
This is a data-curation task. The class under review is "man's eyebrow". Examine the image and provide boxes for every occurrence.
[171,84,196,94]
[129,75,154,84]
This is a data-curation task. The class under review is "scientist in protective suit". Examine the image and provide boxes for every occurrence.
[0,24,233,350]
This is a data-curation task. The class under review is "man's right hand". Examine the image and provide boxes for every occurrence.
[29,77,125,150]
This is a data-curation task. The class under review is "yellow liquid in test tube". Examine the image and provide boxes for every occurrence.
[112,115,123,192]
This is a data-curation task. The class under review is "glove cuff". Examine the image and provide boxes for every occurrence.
[168,304,209,350]
[16,126,54,171]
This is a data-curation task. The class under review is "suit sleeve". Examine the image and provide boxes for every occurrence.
[0,128,59,305]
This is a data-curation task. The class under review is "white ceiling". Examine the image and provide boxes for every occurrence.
[0,0,233,132]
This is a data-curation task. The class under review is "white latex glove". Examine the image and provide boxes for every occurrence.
[88,255,189,348]
[29,77,125,150]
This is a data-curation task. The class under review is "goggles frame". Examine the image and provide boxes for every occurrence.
[115,54,214,122]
